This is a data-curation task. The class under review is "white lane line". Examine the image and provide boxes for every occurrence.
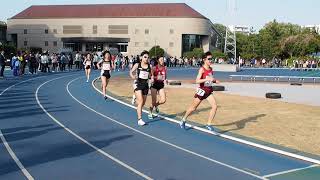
[67,77,265,179]
[263,164,319,178]
[0,130,34,180]
[91,76,320,166]
[35,76,152,180]
[0,76,44,96]
[0,75,55,180]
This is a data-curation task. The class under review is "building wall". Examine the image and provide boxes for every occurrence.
[7,17,213,57]
[0,22,7,44]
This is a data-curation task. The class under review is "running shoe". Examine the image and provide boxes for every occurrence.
[104,96,108,100]
[179,120,186,129]
[138,119,146,126]
[205,125,214,132]
[154,106,159,117]
[148,110,153,119]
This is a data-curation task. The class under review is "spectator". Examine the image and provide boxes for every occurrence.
[0,50,5,78]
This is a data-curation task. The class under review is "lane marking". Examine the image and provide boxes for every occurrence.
[0,75,56,180]
[0,130,34,180]
[91,76,320,166]
[36,76,152,180]
[263,164,319,178]
[67,77,265,179]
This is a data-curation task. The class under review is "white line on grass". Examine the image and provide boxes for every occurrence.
[36,76,152,180]
[66,77,266,179]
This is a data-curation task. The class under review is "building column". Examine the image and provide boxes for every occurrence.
[82,43,86,52]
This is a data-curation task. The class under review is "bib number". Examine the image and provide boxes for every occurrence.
[157,75,164,81]
[196,88,205,97]
[204,75,213,87]
[102,63,111,70]
[139,71,149,79]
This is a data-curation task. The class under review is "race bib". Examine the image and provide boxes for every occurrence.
[157,74,164,81]
[196,88,205,96]
[204,75,213,87]
[86,61,91,65]
[102,63,111,70]
[139,71,149,79]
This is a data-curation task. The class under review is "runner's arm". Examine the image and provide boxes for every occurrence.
[130,63,139,79]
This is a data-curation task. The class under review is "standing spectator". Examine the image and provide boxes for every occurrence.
[11,54,20,76]
[75,52,81,70]
[41,52,49,72]
[0,50,5,78]
[51,53,58,72]
[29,53,38,74]
[67,53,73,71]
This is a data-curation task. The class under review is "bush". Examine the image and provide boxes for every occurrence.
[183,48,204,59]
[211,50,227,59]
[149,46,164,58]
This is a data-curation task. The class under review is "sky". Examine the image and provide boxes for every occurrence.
[0,0,319,30]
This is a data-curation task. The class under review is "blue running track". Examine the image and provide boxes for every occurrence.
[0,70,319,180]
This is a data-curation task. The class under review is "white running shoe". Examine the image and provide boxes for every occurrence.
[138,119,146,126]
[86,79,89,83]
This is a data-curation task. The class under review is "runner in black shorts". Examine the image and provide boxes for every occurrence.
[130,50,153,126]
[97,50,113,100]
[148,56,168,119]
[83,53,92,82]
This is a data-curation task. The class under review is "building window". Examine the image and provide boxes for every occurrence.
[144,42,149,47]
[182,34,202,54]
[108,25,128,34]
[53,29,57,34]
[135,29,139,34]
[45,41,48,46]
[117,43,128,53]
[24,41,27,46]
[53,41,57,47]
[63,25,82,34]
[45,29,49,34]
[145,29,149,34]
[135,42,139,47]
[169,42,174,47]
[63,42,82,52]
[24,29,27,34]
[86,43,103,52]
[170,29,174,34]
[93,25,97,34]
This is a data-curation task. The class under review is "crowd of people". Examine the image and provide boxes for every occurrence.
[239,57,320,69]
[0,48,223,132]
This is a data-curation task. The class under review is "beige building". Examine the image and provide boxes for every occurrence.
[7,3,221,57]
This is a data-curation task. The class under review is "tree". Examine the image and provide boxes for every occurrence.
[211,50,227,59]
[183,48,204,59]
[0,44,17,57]
[149,45,164,57]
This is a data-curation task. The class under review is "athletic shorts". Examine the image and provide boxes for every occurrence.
[194,87,213,100]
[101,70,111,79]
[85,65,91,69]
[151,82,164,91]
[134,81,149,96]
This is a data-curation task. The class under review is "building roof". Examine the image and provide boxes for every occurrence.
[11,3,207,19]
